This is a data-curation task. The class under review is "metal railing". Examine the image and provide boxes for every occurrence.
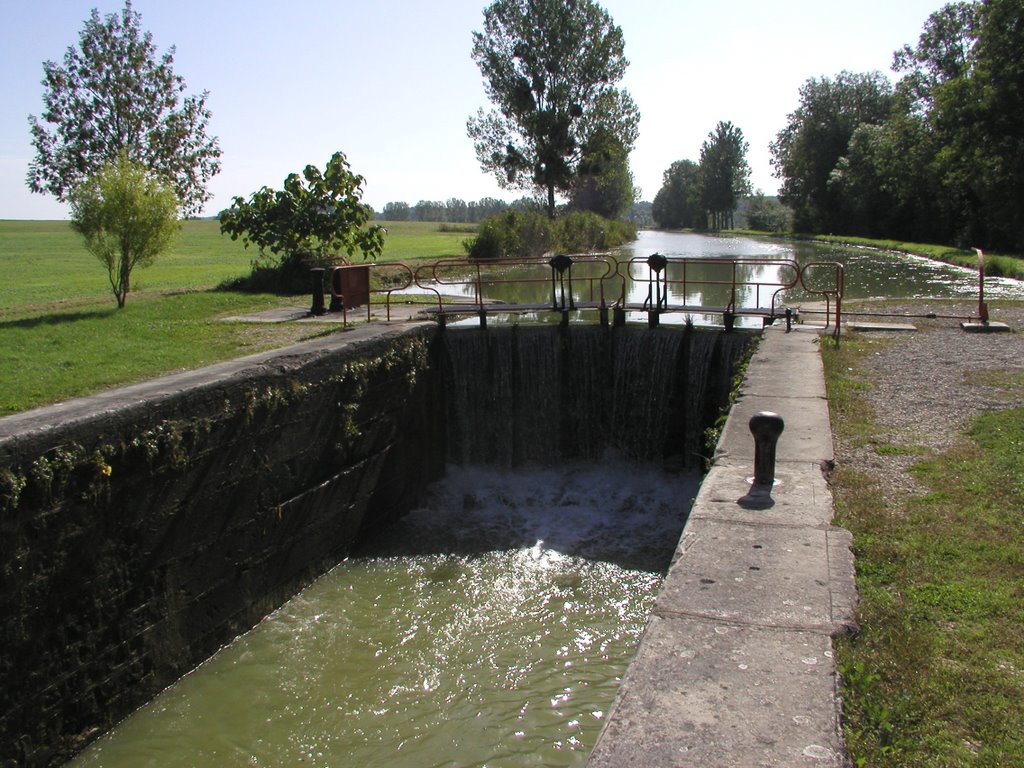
[411,254,619,316]
[797,261,845,334]
[617,254,803,328]
[313,254,846,330]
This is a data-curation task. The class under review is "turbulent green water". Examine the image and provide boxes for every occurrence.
[71,464,697,768]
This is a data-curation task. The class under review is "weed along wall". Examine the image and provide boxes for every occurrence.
[0,322,755,767]
[0,327,445,768]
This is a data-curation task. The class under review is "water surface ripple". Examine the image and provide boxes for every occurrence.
[71,463,698,768]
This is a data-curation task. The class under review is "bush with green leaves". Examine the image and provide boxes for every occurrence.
[464,210,635,259]
[744,193,792,233]
[68,154,180,308]
[219,152,384,293]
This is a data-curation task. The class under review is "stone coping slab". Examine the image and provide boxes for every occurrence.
[589,324,856,768]
[587,617,849,767]
[658,519,855,634]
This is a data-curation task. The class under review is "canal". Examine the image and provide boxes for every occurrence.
[68,231,1017,767]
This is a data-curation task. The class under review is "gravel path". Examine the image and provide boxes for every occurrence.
[831,301,1024,499]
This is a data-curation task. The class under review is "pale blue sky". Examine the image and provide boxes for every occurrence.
[2,0,948,219]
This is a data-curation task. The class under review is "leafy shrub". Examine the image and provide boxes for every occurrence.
[745,194,792,233]
[464,210,636,259]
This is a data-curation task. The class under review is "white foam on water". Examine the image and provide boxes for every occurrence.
[71,462,698,768]
[366,461,698,569]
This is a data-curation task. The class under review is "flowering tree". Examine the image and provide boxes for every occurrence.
[27,1,220,216]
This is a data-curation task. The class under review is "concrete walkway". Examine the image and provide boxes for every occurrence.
[588,323,857,767]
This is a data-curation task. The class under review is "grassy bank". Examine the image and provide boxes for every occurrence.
[804,234,1024,280]
[732,227,1024,280]
[821,334,1024,766]
[0,219,468,415]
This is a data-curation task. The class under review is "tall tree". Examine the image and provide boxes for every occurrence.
[467,0,640,218]
[699,121,751,230]
[571,127,637,219]
[27,1,220,216]
[892,1,980,113]
[925,0,1024,249]
[652,160,702,230]
[68,154,180,308]
[769,71,893,233]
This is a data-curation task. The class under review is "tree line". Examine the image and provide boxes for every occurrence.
[378,197,519,223]
[651,120,753,231]
[771,0,1024,251]
[653,0,1024,252]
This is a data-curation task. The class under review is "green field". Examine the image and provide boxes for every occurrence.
[0,219,470,415]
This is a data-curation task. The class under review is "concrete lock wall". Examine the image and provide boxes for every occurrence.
[0,327,445,767]
[0,323,754,767]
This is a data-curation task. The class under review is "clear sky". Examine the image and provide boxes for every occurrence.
[1,0,948,220]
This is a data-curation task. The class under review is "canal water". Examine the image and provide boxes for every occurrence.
[70,464,697,768]
[67,232,1020,767]
[620,230,1022,303]
[437,230,1021,329]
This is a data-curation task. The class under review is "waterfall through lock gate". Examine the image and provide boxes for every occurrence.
[68,325,753,768]
[441,325,752,469]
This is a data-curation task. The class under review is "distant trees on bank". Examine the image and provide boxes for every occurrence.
[377,197,520,223]
[651,0,1024,251]
[770,0,1024,251]
[651,121,753,231]
[376,196,655,229]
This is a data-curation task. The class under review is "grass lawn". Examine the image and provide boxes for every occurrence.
[0,219,469,415]
[821,336,1024,766]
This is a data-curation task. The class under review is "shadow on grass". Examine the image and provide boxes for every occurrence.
[0,307,119,330]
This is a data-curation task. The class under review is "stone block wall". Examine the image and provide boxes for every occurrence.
[0,327,444,767]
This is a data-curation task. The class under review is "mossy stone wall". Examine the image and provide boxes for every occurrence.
[0,327,444,767]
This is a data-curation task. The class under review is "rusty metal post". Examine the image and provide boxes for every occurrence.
[327,267,343,313]
[974,248,989,324]
[749,411,785,486]
[309,268,326,316]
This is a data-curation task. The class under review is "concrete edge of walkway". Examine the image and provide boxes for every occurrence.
[0,319,435,449]
[587,324,857,767]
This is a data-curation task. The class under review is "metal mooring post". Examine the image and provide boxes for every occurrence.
[749,411,785,486]
[309,268,326,316]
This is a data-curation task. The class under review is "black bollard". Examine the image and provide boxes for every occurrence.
[749,411,785,486]
[309,268,326,316]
